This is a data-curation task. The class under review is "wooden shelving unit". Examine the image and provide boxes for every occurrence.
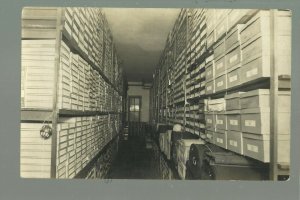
[20,7,125,179]
[150,8,291,180]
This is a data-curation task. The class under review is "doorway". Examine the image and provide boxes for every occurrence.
[128,96,142,137]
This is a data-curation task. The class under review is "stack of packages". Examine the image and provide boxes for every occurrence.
[239,89,290,163]
[204,98,226,148]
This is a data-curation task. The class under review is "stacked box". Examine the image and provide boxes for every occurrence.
[225,92,244,154]
[240,10,291,84]
[240,89,291,163]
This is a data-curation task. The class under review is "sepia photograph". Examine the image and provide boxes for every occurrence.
[20,7,291,181]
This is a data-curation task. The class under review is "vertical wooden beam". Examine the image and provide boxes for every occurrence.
[269,9,279,180]
[51,8,63,179]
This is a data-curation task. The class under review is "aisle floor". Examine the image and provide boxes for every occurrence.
[107,136,161,179]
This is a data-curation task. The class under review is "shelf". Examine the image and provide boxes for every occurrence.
[21,108,53,122]
[62,34,122,96]
[74,134,120,179]
[21,108,122,121]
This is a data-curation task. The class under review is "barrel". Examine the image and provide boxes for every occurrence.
[188,143,224,179]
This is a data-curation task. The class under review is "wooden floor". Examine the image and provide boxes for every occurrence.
[107,136,161,179]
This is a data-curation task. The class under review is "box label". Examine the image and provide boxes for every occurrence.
[229,75,238,82]
[229,140,238,147]
[247,144,259,153]
[207,119,212,123]
[217,138,224,144]
[245,120,256,127]
[207,85,212,91]
[217,80,224,87]
[207,70,212,76]
[230,119,238,126]
[217,119,223,125]
[246,67,258,78]
[229,54,238,63]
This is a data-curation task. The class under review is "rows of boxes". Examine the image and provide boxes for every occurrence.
[21,39,122,112]
[62,8,116,82]
[56,114,121,178]
[205,10,291,95]
[205,89,290,163]
[84,137,118,179]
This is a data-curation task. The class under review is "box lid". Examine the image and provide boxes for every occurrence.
[243,132,270,140]
[226,110,241,114]
[227,130,242,134]
[240,89,270,98]
[225,92,245,100]
[241,107,270,114]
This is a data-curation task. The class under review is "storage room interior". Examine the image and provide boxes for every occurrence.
[20,7,291,180]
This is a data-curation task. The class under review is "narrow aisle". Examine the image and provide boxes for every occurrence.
[107,136,161,179]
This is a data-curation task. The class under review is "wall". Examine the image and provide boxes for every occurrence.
[127,82,151,123]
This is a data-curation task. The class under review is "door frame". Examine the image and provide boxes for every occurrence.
[128,95,142,123]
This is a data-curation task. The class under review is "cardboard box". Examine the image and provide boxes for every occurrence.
[227,130,243,154]
[214,131,227,149]
[226,111,241,131]
[215,74,227,92]
[225,45,242,70]
[227,66,241,89]
[214,56,226,77]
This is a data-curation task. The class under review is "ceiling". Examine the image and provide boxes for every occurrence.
[103,8,180,83]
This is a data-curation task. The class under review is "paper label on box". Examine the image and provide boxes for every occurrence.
[245,120,256,127]
[207,119,212,123]
[247,144,259,153]
[207,85,212,91]
[246,68,258,78]
[207,70,212,76]
[229,140,238,147]
[217,119,223,125]
[229,54,238,63]
[217,80,224,87]
[230,119,238,126]
[217,138,224,144]
[217,62,224,70]
[229,75,238,82]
